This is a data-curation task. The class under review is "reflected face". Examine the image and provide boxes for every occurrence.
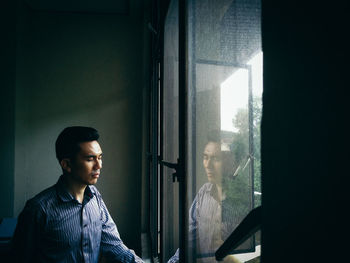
[69,140,103,186]
[203,142,222,185]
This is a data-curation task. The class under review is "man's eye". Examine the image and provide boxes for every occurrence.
[213,156,221,162]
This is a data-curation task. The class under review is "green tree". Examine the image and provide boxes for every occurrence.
[226,95,262,207]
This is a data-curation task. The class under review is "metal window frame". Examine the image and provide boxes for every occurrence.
[151,0,259,262]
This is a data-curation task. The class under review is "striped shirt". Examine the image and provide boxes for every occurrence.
[11,176,143,263]
[168,182,245,263]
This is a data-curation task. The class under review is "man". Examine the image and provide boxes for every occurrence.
[11,126,144,263]
[168,132,242,263]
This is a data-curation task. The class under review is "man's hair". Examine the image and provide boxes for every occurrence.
[206,129,221,144]
[55,126,99,161]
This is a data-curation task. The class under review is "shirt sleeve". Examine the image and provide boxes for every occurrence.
[99,197,144,263]
[11,199,45,263]
[167,196,198,263]
[188,195,198,244]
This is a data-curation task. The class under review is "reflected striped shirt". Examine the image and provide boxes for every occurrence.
[167,182,245,263]
[11,176,143,263]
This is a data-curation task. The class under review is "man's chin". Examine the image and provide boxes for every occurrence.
[87,178,98,185]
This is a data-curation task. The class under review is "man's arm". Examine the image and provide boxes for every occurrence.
[98,198,143,263]
[11,200,44,263]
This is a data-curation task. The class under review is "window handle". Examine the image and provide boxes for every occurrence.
[158,156,180,182]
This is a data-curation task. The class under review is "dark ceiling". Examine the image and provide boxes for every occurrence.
[24,0,130,14]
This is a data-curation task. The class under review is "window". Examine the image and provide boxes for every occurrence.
[151,0,262,262]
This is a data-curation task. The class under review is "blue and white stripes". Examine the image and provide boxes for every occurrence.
[12,176,143,263]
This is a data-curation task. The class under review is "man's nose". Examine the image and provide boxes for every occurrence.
[95,159,102,169]
[205,158,213,168]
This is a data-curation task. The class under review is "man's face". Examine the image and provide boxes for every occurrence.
[203,142,222,185]
[69,140,103,186]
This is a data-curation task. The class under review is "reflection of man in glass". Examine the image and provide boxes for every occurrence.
[168,131,242,263]
[203,140,223,187]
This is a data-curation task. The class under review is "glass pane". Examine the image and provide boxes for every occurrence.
[186,0,262,262]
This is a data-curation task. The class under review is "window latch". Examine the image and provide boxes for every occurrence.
[158,156,180,182]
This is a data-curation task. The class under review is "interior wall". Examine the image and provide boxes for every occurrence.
[0,0,16,219]
[140,0,151,235]
[13,1,146,253]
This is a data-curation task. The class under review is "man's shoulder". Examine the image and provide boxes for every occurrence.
[197,182,213,194]
[25,184,58,210]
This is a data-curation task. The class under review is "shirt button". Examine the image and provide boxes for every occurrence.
[83,224,88,227]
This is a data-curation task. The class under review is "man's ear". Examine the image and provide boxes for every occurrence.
[60,158,71,173]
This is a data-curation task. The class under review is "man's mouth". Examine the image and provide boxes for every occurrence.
[92,171,100,178]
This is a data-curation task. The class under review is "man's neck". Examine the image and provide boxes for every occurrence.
[216,184,223,201]
[211,183,224,202]
[62,174,87,204]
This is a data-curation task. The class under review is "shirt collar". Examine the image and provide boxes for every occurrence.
[85,184,95,199]
[205,182,216,193]
[205,182,223,201]
[56,175,95,202]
